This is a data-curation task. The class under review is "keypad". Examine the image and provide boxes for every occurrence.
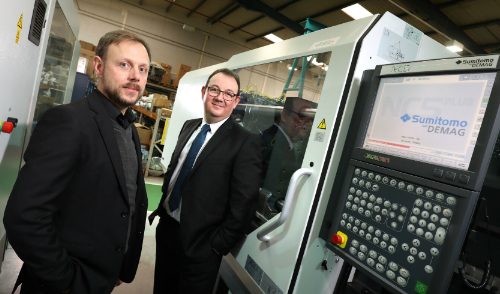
[335,166,459,293]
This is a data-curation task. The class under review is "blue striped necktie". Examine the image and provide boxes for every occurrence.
[168,124,210,211]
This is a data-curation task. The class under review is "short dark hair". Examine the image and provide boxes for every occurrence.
[95,30,151,61]
[205,68,240,94]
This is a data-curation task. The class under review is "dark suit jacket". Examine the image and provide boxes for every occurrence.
[4,91,147,293]
[154,118,262,259]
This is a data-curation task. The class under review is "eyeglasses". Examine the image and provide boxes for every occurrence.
[206,86,238,102]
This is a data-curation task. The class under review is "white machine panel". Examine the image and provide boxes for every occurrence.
[161,12,457,294]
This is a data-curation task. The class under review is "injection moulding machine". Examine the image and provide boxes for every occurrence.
[161,12,458,294]
[0,0,79,271]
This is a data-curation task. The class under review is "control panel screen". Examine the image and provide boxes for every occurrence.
[363,72,497,170]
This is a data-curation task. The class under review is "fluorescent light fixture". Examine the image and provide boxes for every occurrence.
[264,33,283,43]
[342,3,372,20]
[446,40,463,52]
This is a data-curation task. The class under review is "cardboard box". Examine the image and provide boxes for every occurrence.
[173,64,191,88]
[134,123,152,145]
[152,94,172,109]
[160,63,172,86]
[79,40,96,51]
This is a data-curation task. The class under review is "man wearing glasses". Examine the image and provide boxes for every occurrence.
[149,68,262,293]
[259,97,317,220]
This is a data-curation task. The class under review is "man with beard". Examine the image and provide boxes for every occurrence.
[4,30,149,293]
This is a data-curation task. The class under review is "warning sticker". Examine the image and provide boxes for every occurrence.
[16,14,23,44]
[317,118,326,129]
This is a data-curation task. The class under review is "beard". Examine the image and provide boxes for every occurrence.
[102,80,144,109]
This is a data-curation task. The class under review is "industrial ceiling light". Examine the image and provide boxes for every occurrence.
[341,3,372,20]
[446,40,464,53]
[264,33,283,43]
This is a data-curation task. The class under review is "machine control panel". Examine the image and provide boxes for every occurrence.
[330,161,467,293]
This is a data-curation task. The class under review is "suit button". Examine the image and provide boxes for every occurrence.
[116,246,123,253]
[121,212,129,218]
[138,231,143,235]
[140,202,145,207]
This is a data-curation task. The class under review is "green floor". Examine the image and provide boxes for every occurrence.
[146,183,163,211]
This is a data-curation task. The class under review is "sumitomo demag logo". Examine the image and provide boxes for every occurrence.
[400,113,467,136]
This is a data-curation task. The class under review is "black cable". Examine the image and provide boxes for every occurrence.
[459,197,492,289]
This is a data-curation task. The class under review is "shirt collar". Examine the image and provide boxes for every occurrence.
[97,90,136,129]
[203,117,228,134]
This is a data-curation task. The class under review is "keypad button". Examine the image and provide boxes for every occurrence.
[358,207,364,214]
[347,194,354,201]
[430,247,439,256]
[440,218,449,227]
[376,263,385,272]
[354,168,361,175]
[421,210,429,219]
[357,252,366,261]
[367,257,375,267]
[352,204,358,211]
[372,184,379,192]
[342,213,348,219]
[380,241,387,249]
[362,192,369,199]
[348,216,354,222]
[365,182,372,189]
[436,193,445,201]
[410,216,418,223]
[415,199,423,207]
[352,178,359,185]
[389,262,398,271]
[409,247,418,255]
[407,256,415,263]
[386,270,396,280]
[368,172,374,179]
[359,230,365,237]
[351,240,359,247]
[354,219,360,226]
[425,190,434,198]
[365,233,372,241]
[398,215,405,222]
[427,223,436,231]
[430,214,439,222]
[433,205,442,214]
[413,207,421,215]
[367,203,374,210]
[390,179,397,186]
[398,181,406,189]
[375,230,382,237]
[401,243,409,251]
[374,174,381,181]
[388,245,396,254]
[373,237,380,245]
[418,252,427,260]
[399,268,410,278]
[349,187,356,194]
[367,226,374,233]
[418,219,427,228]
[389,211,396,219]
[361,222,367,230]
[416,187,424,195]
[358,180,365,187]
[361,170,367,177]
[374,206,381,212]
[346,202,352,209]
[447,197,457,205]
[378,255,387,264]
[352,227,359,233]
[346,223,352,230]
[434,227,447,245]
[382,233,390,241]
[407,224,415,233]
[360,245,367,252]
[412,239,420,247]
[416,228,424,236]
[354,197,360,204]
[349,247,357,255]
[390,237,398,246]
[424,232,434,240]
[375,215,382,222]
[424,202,432,210]
[376,197,383,204]
[400,206,408,214]
[424,265,433,274]
[356,190,362,196]
[340,220,346,226]
[407,184,414,192]
[381,209,388,216]
[397,276,407,287]
[369,250,378,259]
[443,209,453,218]
[365,211,372,218]
[369,194,376,202]
[360,199,367,207]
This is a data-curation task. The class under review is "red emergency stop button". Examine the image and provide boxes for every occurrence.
[330,231,348,248]
[1,121,14,134]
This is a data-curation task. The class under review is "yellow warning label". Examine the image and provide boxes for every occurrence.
[16,14,23,44]
[317,118,326,129]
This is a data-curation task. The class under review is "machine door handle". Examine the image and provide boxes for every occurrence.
[257,168,313,242]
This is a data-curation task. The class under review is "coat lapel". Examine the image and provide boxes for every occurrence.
[191,119,234,173]
[87,94,129,204]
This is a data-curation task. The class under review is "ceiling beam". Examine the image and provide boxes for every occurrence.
[388,0,484,53]
[187,0,208,17]
[236,0,303,34]
[461,18,500,31]
[245,0,359,42]
[207,2,240,24]
[229,0,300,34]
[165,1,174,12]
